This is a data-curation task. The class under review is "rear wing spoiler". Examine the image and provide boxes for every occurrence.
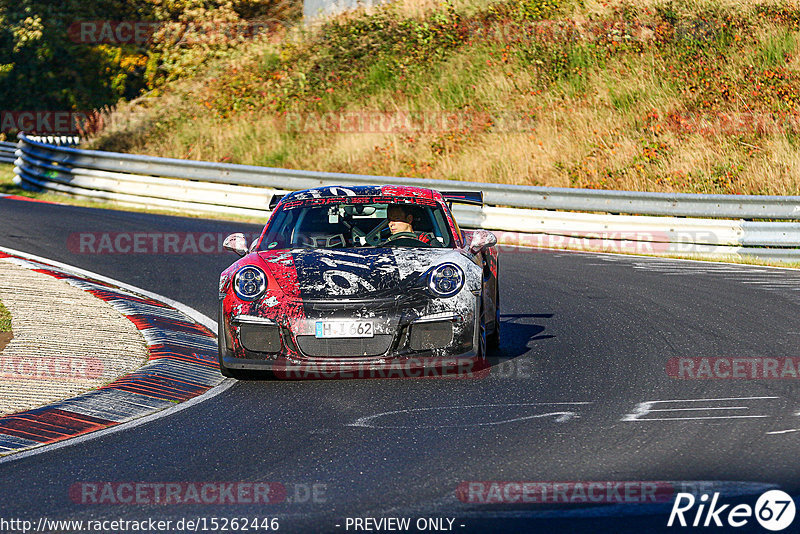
[270,191,483,209]
[268,194,285,210]
[440,191,483,206]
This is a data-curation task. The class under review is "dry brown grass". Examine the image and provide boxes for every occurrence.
[84,0,800,196]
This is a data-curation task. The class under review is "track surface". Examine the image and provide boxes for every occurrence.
[1,197,800,533]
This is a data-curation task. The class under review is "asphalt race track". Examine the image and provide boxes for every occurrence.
[2,196,800,533]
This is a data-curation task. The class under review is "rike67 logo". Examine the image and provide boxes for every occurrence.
[668,490,796,531]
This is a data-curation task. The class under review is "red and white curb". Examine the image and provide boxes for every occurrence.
[0,247,225,457]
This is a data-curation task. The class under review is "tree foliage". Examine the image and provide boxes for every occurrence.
[0,0,298,113]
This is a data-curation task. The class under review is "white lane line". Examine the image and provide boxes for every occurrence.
[738,284,800,288]
[348,403,592,429]
[726,278,800,282]
[0,245,234,465]
[646,407,750,412]
[628,416,770,421]
[638,269,759,275]
[637,396,779,402]
[622,397,779,422]
[752,287,800,291]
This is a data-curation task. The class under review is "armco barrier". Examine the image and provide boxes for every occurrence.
[15,134,800,219]
[12,133,800,262]
[0,142,16,164]
[3,136,77,164]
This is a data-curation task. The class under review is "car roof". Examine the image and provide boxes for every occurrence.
[281,185,440,204]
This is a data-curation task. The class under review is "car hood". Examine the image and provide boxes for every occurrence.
[257,247,472,301]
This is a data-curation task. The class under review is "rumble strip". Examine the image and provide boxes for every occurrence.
[0,250,223,456]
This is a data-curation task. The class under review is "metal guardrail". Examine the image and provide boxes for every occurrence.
[0,142,16,164]
[3,136,77,164]
[24,135,80,146]
[15,134,800,220]
[12,133,800,262]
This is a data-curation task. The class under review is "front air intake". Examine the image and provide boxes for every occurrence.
[295,335,393,357]
[409,321,454,351]
[238,323,281,353]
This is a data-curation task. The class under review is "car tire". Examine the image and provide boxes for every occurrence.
[477,301,487,359]
[487,282,500,351]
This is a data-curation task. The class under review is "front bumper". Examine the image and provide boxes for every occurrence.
[221,350,484,379]
[219,292,483,378]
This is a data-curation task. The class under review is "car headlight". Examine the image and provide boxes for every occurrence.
[233,266,267,301]
[428,263,464,298]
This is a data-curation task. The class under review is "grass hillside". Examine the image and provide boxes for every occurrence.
[89,0,800,195]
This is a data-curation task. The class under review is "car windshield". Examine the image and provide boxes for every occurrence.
[258,197,454,250]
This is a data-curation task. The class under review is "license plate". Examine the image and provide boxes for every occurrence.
[315,320,374,338]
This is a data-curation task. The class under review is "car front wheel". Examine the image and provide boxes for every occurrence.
[477,301,487,359]
[487,283,500,350]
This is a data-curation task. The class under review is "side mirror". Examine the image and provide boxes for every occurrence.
[223,233,248,257]
[468,229,497,254]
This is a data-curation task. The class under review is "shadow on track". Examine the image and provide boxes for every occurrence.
[490,313,555,360]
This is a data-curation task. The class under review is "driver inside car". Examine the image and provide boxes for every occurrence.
[385,204,440,246]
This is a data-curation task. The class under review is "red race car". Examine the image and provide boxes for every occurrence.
[217,185,499,379]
